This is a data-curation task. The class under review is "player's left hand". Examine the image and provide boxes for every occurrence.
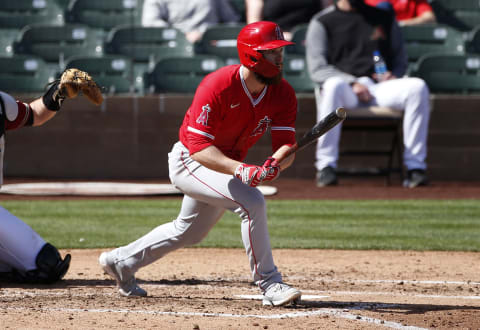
[262,157,280,182]
[234,163,265,187]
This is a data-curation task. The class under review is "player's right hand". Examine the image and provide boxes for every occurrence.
[234,163,266,187]
[262,157,280,182]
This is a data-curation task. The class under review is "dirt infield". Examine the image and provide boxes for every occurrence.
[1,249,479,329]
[1,178,479,329]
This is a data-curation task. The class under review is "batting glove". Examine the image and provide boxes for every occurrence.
[262,157,280,182]
[234,163,266,187]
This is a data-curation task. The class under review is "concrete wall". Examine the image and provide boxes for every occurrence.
[4,93,480,181]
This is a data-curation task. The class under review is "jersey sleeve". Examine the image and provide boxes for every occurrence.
[271,84,297,153]
[5,101,32,131]
[416,0,434,16]
[184,83,222,155]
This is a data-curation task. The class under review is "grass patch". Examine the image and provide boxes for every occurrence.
[2,199,479,251]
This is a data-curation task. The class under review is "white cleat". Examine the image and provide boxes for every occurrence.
[99,252,147,297]
[262,283,301,306]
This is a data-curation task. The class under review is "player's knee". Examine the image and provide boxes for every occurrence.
[323,76,349,93]
[245,188,266,210]
[407,78,430,98]
[237,189,266,220]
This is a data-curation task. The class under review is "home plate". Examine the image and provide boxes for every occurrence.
[235,294,329,301]
[0,182,278,196]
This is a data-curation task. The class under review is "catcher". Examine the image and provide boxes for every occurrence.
[0,68,102,283]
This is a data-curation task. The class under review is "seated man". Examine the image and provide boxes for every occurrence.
[141,0,240,43]
[306,0,430,188]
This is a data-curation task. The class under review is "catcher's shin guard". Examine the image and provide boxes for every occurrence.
[2,243,71,284]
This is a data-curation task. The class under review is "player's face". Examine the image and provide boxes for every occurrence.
[262,47,285,72]
[256,47,284,85]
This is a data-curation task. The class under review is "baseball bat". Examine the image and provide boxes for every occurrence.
[276,107,346,164]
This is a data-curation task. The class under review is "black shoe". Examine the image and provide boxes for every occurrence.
[316,166,338,187]
[403,169,429,188]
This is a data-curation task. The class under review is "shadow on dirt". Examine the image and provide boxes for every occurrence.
[297,299,480,314]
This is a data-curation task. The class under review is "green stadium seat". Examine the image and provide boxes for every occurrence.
[195,24,244,65]
[435,0,480,10]
[147,55,225,93]
[286,24,308,55]
[465,25,480,53]
[0,29,20,56]
[283,55,314,93]
[431,0,480,31]
[401,24,465,71]
[65,55,134,94]
[105,25,193,63]
[412,54,480,93]
[52,0,71,10]
[65,0,144,32]
[0,55,53,93]
[0,0,64,29]
[13,24,102,65]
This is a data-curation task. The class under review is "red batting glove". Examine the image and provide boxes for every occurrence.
[234,163,265,187]
[262,157,280,182]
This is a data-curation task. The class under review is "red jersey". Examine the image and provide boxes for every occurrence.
[365,0,433,21]
[179,65,297,161]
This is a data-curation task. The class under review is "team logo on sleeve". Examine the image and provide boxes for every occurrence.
[196,104,211,126]
[250,116,272,137]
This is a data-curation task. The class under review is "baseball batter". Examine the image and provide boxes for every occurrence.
[0,69,101,283]
[100,21,302,306]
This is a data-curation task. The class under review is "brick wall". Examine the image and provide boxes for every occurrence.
[4,93,480,181]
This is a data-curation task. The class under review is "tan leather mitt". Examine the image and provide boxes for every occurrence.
[59,68,103,106]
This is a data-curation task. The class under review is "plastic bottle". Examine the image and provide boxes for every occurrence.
[373,50,387,82]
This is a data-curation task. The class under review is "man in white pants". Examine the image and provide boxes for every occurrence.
[306,0,431,187]
[99,21,302,306]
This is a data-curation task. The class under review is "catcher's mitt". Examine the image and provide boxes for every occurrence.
[58,68,103,106]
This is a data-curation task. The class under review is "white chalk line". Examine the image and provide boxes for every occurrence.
[1,287,479,301]
[236,293,480,301]
[287,277,480,286]
[1,306,427,330]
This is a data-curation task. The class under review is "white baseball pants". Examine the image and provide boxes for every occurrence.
[0,135,46,272]
[315,76,430,171]
[108,142,282,291]
[0,206,46,272]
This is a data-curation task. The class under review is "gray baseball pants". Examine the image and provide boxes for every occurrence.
[107,142,282,291]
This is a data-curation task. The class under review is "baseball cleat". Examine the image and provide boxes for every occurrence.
[403,169,429,188]
[262,283,301,306]
[316,166,338,187]
[99,252,147,297]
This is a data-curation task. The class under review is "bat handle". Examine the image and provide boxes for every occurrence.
[336,107,347,119]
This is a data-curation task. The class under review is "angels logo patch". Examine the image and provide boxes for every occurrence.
[196,104,211,126]
[275,25,285,41]
[250,116,272,137]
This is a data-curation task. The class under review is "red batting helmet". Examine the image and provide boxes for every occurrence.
[237,21,294,78]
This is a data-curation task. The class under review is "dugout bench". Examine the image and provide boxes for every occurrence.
[340,106,404,185]
[314,87,404,185]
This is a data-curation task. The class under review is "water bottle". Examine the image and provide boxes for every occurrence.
[373,50,387,82]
